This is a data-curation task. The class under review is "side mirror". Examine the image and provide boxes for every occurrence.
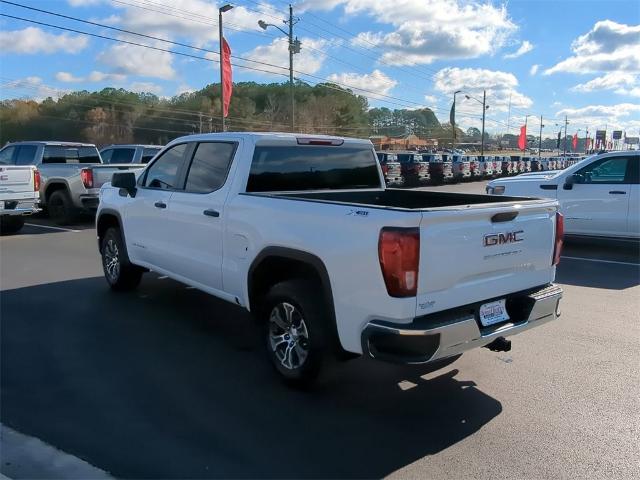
[112,171,137,197]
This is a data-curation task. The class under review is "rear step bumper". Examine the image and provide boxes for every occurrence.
[361,284,562,364]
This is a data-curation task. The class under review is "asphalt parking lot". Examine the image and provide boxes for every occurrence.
[1,181,639,479]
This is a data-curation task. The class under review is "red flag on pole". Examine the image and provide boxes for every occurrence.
[572,133,578,150]
[221,37,232,118]
[517,125,527,151]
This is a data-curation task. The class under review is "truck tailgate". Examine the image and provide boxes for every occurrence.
[416,200,558,317]
[0,166,34,195]
[91,164,144,188]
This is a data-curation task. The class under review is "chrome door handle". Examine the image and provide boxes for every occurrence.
[154,201,167,208]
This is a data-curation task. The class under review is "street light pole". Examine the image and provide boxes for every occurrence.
[538,115,544,159]
[481,90,487,156]
[563,115,569,156]
[219,4,233,132]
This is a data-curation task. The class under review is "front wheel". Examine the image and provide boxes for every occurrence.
[101,227,143,291]
[262,280,330,386]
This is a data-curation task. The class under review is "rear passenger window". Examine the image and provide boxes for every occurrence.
[15,145,38,165]
[100,149,113,163]
[110,148,135,164]
[184,142,235,193]
[143,143,188,190]
[0,146,16,165]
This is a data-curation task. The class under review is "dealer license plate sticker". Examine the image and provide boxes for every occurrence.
[479,299,510,327]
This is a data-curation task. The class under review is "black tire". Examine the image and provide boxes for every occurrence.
[101,227,143,291]
[48,189,76,225]
[0,216,25,235]
[261,280,331,386]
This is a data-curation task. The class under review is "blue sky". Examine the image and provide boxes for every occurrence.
[1,0,639,137]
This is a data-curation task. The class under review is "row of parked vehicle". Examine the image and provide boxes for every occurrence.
[376,151,585,186]
[0,141,159,232]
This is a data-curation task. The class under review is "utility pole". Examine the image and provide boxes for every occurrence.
[538,115,544,159]
[481,90,487,156]
[258,5,300,132]
[563,115,569,156]
[198,112,203,134]
[288,4,295,132]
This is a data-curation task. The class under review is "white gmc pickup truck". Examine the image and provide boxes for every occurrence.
[97,133,563,385]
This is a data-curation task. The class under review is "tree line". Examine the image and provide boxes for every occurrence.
[1,81,461,147]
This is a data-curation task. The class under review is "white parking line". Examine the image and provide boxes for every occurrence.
[561,256,640,267]
[24,223,81,233]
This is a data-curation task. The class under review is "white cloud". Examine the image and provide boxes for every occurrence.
[0,27,88,54]
[98,42,176,80]
[433,67,533,113]
[572,72,635,92]
[530,64,540,76]
[87,71,127,82]
[503,40,534,59]
[310,0,517,66]
[424,95,438,104]
[556,103,640,133]
[570,72,640,98]
[545,20,640,75]
[129,82,163,95]
[176,84,196,95]
[242,37,329,78]
[56,70,127,83]
[327,69,397,100]
[108,1,272,47]
[56,72,83,83]
[3,77,69,101]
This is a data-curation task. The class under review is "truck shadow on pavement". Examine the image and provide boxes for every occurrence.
[1,275,502,479]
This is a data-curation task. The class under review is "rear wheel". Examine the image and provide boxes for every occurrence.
[262,280,330,386]
[0,216,25,235]
[48,190,76,225]
[101,227,143,291]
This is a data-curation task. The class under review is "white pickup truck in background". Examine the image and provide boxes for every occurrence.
[487,151,639,239]
[0,164,40,234]
[97,133,563,385]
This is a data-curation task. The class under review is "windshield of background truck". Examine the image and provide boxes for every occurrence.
[247,145,381,192]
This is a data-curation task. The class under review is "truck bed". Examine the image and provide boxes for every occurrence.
[254,188,539,210]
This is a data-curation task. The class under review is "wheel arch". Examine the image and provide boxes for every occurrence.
[248,247,350,358]
[96,209,126,255]
[43,181,70,204]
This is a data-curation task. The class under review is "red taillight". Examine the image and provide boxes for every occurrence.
[80,168,93,188]
[378,227,420,297]
[33,169,41,191]
[553,212,564,266]
[382,164,389,175]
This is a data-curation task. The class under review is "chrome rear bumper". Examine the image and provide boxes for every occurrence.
[362,284,562,364]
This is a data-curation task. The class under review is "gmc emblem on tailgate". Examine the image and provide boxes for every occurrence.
[483,230,524,246]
